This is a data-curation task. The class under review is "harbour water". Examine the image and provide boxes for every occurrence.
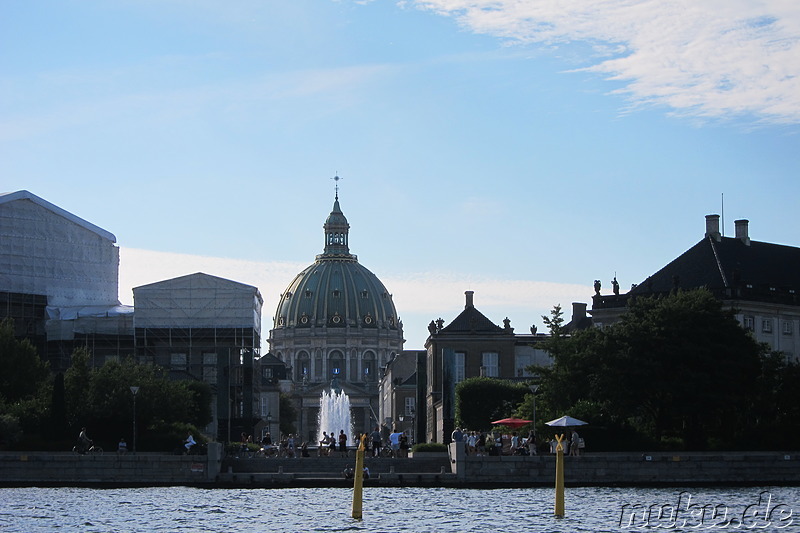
[0,485,796,532]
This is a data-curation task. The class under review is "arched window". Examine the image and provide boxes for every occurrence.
[296,351,310,381]
[328,350,345,379]
[363,351,375,382]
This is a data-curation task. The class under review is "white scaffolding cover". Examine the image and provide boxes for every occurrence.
[45,305,135,340]
[133,272,262,333]
[0,191,119,307]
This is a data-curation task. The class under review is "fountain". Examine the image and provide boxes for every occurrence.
[317,379,353,446]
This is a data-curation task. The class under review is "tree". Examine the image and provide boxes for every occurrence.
[0,318,53,448]
[532,289,766,450]
[63,349,213,451]
[455,377,528,431]
[279,393,298,435]
[0,318,50,404]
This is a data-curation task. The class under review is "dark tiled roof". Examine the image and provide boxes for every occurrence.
[565,316,593,332]
[628,236,800,304]
[259,353,286,366]
[440,306,504,335]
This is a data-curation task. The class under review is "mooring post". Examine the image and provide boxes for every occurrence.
[352,434,366,519]
[554,433,565,517]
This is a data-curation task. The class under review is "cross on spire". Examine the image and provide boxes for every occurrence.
[331,173,343,200]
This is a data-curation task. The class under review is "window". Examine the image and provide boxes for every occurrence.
[202,352,217,384]
[454,352,465,383]
[762,319,773,333]
[482,352,499,377]
[515,354,533,377]
[783,321,794,335]
[743,316,755,331]
[296,352,310,381]
[259,396,270,418]
[404,397,416,416]
[170,353,187,367]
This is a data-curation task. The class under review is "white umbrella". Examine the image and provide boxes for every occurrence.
[545,415,588,427]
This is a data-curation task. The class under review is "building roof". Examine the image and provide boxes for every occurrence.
[594,217,800,310]
[272,194,401,333]
[0,190,116,243]
[630,236,800,303]
[439,291,505,335]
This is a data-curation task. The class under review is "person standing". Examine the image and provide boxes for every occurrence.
[389,428,402,457]
[338,429,348,457]
[370,426,383,457]
[527,430,537,455]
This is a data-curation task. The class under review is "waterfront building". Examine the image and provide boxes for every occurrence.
[591,215,800,360]
[378,350,425,442]
[0,190,129,371]
[268,187,404,442]
[0,190,269,440]
[133,272,269,440]
[423,290,552,443]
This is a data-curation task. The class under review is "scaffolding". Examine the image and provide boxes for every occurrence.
[0,191,120,307]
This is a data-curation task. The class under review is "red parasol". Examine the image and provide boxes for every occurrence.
[491,417,532,429]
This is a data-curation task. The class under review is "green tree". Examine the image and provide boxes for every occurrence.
[0,318,50,404]
[279,392,297,435]
[532,289,765,450]
[455,377,528,431]
[63,349,213,451]
[0,318,53,448]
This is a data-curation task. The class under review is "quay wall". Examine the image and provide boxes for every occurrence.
[452,446,800,487]
[1,447,799,488]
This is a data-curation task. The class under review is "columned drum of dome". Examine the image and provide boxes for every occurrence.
[268,188,404,442]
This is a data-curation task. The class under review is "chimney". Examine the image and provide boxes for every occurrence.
[734,219,750,246]
[705,214,721,242]
[465,291,474,309]
[572,302,587,324]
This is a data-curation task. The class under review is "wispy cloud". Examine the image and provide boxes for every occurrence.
[411,0,800,124]
[119,248,592,348]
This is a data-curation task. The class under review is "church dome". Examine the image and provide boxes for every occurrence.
[272,192,401,333]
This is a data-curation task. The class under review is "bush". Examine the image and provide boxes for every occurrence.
[0,414,21,450]
[411,442,447,453]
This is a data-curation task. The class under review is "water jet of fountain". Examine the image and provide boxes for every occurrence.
[317,389,353,446]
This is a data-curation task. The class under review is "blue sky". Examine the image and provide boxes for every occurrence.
[3,0,800,350]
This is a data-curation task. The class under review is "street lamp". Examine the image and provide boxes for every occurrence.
[129,386,140,454]
[408,408,415,445]
[529,385,539,434]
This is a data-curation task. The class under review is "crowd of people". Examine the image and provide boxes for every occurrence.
[230,424,414,459]
[91,424,584,458]
[450,427,585,456]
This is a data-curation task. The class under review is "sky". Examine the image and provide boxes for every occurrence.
[2,0,800,350]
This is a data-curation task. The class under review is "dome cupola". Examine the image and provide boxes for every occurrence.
[271,184,401,334]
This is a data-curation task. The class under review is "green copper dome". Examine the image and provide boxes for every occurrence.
[273,195,400,332]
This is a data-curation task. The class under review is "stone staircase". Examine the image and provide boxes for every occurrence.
[218,455,454,486]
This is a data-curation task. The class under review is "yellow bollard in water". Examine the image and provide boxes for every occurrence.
[352,434,366,519]
[554,433,565,517]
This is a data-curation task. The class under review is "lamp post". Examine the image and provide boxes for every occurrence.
[409,408,415,445]
[529,385,539,433]
[129,386,140,454]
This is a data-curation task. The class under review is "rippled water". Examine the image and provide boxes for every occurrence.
[0,486,797,532]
